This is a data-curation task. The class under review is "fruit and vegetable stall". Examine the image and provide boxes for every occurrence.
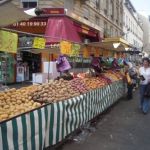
[0,70,125,150]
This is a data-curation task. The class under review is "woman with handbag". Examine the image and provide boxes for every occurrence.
[139,57,150,114]
[125,62,137,100]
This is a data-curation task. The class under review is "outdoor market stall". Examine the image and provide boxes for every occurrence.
[0,29,127,150]
[0,79,124,150]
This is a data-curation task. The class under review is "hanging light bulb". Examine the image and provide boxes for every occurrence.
[113,43,120,49]
[125,47,129,51]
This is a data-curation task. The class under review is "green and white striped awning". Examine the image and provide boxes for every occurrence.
[0,80,125,150]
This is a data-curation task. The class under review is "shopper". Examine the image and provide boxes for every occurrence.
[139,57,150,114]
[124,62,137,100]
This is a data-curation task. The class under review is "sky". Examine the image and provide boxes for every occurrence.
[130,0,150,17]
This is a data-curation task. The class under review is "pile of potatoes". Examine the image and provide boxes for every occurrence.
[0,86,42,122]
[31,79,80,103]
[0,73,120,122]
[70,78,88,94]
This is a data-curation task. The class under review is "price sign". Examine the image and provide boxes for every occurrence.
[70,44,80,57]
[60,40,72,55]
[94,48,100,57]
[33,37,46,49]
[0,30,18,53]
[108,51,113,57]
[103,50,109,57]
[83,47,90,58]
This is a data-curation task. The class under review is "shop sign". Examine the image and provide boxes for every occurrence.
[7,19,48,34]
[108,51,113,57]
[83,47,90,58]
[103,50,109,57]
[12,21,47,27]
[60,40,72,55]
[0,30,18,53]
[33,37,46,49]
[19,37,34,47]
[81,25,90,31]
[82,29,89,34]
[42,8,65,15]
[71,44,80,57]
[94,48,100,57]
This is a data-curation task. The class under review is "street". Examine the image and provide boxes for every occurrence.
[57,89,150,150]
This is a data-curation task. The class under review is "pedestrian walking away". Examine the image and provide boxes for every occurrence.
[139,57,150,114]
[124,62,137,100]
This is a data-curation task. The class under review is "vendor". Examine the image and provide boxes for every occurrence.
[56,55,73,80]
[112,58,119,69]
[90,55,103,76]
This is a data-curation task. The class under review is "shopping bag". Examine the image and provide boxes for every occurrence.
[126,73,132,85]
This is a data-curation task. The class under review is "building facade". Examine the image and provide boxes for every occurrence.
[123,0,143,51]
[12,0,124,40]
[138,14,150,55]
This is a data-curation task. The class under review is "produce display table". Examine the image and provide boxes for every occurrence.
[0,80,125,150]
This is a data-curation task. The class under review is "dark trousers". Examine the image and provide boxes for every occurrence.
[127,84,133,100]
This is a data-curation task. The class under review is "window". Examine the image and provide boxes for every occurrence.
[83,9,90,20]
[64,0,74,11]
[110,0,114,20]
[126,16,128,27]
[95,16,100,26]
[115,29,118,36]
[22,0,38,9]
[95,0,100,10]
[110,26,113,37]
[104,21,107,30]
[116,6,119,24]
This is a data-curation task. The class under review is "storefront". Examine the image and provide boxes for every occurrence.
[86,37,132,58]
[5,8,102,83]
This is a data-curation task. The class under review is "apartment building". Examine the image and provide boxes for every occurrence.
[123,0,143,51]
[138,14,150,55]
[11,0,124,40]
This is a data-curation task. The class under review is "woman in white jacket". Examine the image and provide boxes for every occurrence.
[139,57,150,114]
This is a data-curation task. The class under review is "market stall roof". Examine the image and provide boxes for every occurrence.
[87,37,132,51]
[45,16,82,44]
[0,0,31,27]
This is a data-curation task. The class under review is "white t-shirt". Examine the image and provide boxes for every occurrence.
[139,67,150,85]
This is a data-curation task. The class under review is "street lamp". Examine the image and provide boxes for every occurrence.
[24,8,43,16]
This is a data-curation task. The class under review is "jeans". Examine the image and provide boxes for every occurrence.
[140,85,150,113]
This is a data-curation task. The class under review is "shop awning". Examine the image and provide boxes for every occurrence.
[0,0,31,27]
[45,17,81,44]
[73,22,98,37]
[87,37,132,51]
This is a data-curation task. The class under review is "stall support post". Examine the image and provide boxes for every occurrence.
[4,52,8,87]
[82,55,84,73]
[47,51,50,83]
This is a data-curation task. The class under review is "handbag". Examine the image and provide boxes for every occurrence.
[144,83,150,98]
[126,73,132,85]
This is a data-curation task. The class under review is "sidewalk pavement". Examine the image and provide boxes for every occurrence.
[57,89,150,150]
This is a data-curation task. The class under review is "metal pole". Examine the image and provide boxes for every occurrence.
[82,55,84,73]
[47,50,50,83]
